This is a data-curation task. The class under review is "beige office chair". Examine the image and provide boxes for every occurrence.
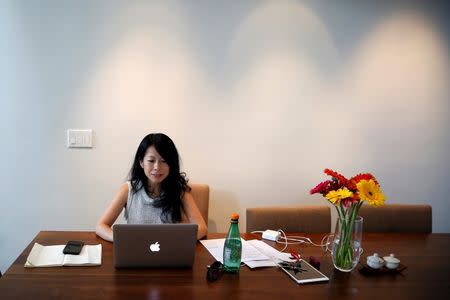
[359,204,432,233]
[246,205,331,233]
[189,183,209,224]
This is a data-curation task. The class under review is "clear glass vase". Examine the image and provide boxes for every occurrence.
[330,216,363,272]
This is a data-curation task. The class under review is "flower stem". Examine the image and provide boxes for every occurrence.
[334,203,362,270]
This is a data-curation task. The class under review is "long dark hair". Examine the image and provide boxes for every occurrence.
[128,133,190,222]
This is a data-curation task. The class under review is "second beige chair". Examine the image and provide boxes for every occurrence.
[246,205,331,233]
[359,203,432,233]
[189,183,209,224]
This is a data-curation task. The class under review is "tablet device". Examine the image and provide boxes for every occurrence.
[280,259,329,284]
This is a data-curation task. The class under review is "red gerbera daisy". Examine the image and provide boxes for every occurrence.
[341,193,360,208]
[350,173,379,185]
[310,180,331,195]
[324,169,351,187]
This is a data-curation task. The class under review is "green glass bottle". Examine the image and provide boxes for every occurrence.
[223,213,242,273]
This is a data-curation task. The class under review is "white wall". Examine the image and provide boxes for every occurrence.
[1,0,449,272]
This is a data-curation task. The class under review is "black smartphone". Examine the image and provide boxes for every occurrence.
[63,240,84,255]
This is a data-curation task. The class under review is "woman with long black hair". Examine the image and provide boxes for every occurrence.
[96,133,207,241]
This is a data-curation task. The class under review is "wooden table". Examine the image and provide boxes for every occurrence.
[0,231,449,299]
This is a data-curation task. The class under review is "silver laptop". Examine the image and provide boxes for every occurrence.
[113,224,198,268]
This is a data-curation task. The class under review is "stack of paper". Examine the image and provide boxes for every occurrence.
[24,243,102,268]
[200,238,291,268]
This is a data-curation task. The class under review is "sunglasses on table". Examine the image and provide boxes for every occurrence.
[206,261,224,282]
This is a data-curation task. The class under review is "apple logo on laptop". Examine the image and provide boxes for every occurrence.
[149,242,160,252]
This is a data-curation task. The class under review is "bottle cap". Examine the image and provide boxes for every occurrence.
[230,213,239,220]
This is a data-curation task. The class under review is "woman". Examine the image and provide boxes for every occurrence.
[96,133,207,241]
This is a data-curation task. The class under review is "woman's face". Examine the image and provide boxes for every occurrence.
[140,145,170,188]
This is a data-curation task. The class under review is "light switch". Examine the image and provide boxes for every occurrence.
[67,129,93,148]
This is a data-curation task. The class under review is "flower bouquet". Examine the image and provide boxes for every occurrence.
[311,169,386,271]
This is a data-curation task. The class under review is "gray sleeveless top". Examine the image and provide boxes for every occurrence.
[124,181,170,224]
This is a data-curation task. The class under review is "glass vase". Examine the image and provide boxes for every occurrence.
[331,216,363,272]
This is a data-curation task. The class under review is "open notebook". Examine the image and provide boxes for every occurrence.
[24,243,102,267]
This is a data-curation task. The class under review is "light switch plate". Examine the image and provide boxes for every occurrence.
[67,129,93,148]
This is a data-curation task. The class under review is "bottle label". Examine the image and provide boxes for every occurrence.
[223,238,242,273]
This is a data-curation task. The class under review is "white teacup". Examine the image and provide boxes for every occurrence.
[367,253,384,269]
[383,254,400,269]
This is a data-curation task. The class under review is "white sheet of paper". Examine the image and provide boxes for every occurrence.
[200,238,270,263]
[246,239,292,262]
[200,238,292,268]
[244,239,292,268]
[200,239,224,262]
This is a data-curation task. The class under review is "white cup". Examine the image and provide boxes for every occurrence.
[383,254,400,269]
[367,253,384,269]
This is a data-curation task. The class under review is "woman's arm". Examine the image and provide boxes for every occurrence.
[181,191,208,239]
[95,183,129,242]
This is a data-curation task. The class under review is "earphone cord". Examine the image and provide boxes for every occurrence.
[277,229,330,252]
[250,230,332,254]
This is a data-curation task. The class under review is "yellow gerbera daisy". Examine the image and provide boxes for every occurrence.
[356,179,385,206]
[325,188,353,205]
